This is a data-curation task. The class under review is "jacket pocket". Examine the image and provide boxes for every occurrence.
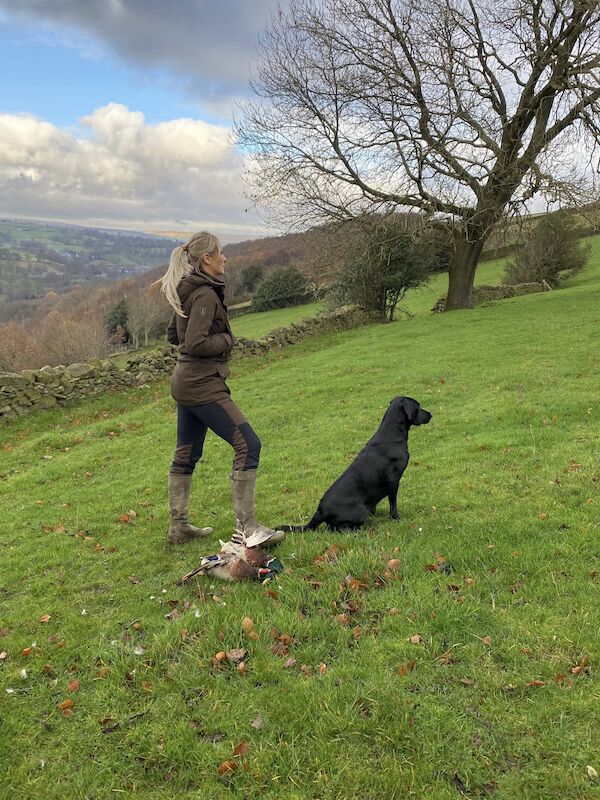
[216,363,230,381]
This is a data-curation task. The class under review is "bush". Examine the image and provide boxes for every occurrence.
[328,218,434,320]
[105,297,130,340]
[239,264,264,293]
[251,267,313,312]
[504,212,590,287]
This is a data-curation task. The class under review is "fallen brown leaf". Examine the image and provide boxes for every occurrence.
[408,634,424,644]
[233,741,249,757]
[68,679,80,693]
[226,648,247,664]
[241,617,254,633]
[314,544,339,565]
[437,651,456,665]
[58,699,74,710]
[39,614,51,624]
[398,661,416,677]
[218,760,238,776]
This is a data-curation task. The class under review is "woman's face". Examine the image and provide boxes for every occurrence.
[202,246,227,277]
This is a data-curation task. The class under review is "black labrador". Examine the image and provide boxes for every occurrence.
[282,396,432,531]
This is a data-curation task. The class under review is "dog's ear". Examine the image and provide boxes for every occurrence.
[396,396,420,423]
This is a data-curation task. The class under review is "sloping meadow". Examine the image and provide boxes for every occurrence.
[1,241,599,798]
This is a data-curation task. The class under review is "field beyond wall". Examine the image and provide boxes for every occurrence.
[1,241,599,799]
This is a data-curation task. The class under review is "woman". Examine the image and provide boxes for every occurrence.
[158,231,283,545]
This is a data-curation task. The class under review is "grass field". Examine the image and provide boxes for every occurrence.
[1,242,599,799]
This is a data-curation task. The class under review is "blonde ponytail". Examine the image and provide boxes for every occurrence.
[157,231,220,318]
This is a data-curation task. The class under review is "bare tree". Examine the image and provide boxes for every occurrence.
[127,291,171,349]
[37,311,112,365]
[237,0,600,309]
[0,322,43,372]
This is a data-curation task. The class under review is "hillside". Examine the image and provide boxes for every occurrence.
[0,219,181,323]
[1,237,598,798]
[4,205,596,329]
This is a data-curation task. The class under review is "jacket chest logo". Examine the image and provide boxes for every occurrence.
[198,306,207,315]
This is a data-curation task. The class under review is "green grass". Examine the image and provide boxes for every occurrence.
[230,301,324,339]
[1,241,599,799]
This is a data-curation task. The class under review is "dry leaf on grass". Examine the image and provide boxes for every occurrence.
[233,741,249,757]
[398,661,416,676]
[226,648,247,664]
[241,617,254,633]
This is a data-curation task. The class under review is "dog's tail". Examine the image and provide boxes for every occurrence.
[276,509,323,532]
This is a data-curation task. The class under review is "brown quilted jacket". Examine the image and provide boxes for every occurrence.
[167,268,234,405]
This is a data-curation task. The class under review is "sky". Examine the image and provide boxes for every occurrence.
[0,0,284,241]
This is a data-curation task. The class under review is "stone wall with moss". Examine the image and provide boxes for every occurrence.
[0,305,369,424]
[431,282,548,313]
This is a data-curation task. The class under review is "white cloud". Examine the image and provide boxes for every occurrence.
[0,103,266,238]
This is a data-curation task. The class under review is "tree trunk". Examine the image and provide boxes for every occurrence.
[445,232,486,311]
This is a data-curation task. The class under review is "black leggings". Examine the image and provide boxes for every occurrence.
[170,398,261,475]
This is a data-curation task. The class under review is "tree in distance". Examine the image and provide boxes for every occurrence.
[329,216,436,320]
[105,297,129,341]
[504,211,591,286]
[237,0,600,310]
[251,266,314,312]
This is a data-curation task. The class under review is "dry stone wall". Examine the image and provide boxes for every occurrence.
[431,282,547,313]
[0,305,369,424]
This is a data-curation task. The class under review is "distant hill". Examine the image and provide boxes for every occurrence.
[5,205,599,327]
[0,219,182,322]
